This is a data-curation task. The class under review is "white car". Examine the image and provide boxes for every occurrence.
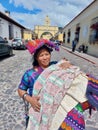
[11,38,26,49]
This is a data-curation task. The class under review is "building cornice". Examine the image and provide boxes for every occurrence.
[63,0,96,29]
[0,11,26,29]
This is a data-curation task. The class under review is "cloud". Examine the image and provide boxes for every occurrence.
[0,3,6,12]
[1,0,94,29]
[11,12,44,29]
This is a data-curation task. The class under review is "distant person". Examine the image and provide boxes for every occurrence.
[4,37,8,42]
[72,39,77,52]
[82,44,85,53]
[78,44,85,53]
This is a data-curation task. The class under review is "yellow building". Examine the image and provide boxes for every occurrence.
[23,29,36,40]
[34,16,59,40]
[62,0,98,57]
[54,27,63,42]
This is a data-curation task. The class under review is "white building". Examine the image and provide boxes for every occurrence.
[0,11,25,41]
[62,0,98,57]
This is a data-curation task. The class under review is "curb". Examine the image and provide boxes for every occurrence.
[61,46,98,66]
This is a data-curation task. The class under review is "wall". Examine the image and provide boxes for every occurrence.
[63,0,98,57]
[0,19,9,39]
[13,25,22,38]
[0,17,23,41]
[23,30,33,40]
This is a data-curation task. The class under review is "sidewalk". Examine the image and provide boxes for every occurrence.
[61,46,98,66]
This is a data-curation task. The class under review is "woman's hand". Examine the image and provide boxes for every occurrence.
[59,61,72,69]
[18,89,41,112]
[30,96,41,112]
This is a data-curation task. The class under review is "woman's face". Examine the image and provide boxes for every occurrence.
[37,49,51,69]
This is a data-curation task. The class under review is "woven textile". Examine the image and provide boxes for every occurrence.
[18,67,43,96]
[18,61,57,96]
[86,75,98,110]
[58,103,85,130]
[27,59,84,130]
[50,72,88,130]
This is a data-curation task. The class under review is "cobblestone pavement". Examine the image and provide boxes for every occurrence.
[0,47,98,130]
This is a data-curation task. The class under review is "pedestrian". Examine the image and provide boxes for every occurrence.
[17,39,59,128]
[82,44,85,53]
[78,44,85,53]
[4,37,8,42]
[72,39,77,52]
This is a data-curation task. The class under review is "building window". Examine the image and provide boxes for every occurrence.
[89,17,98,44]
[75,24,80,42]
[67,29,71,43]
[9,24,13,39]
[63,32,66,43]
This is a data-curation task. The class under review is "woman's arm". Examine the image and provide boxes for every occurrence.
[18,88,41,112]
[18,70,41,112]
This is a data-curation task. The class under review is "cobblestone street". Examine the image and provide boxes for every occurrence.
[0,47,98,130]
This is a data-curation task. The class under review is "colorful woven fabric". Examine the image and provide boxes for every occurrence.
[50,73,88,130]
[86,75,98,110]
[27,59,82,130]
[18,67,43,96]
[18,61,57,96]
[26,39,59,54]
[58,103,85,130]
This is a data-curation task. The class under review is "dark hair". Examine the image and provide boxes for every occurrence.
[32,45,52,67]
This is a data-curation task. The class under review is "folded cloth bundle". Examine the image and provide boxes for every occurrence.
[27,59,88,130]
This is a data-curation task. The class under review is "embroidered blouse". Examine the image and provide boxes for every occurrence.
[18,61,57,96]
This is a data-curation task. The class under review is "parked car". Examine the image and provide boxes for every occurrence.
[11,38,26,49]
[0,36,13,57]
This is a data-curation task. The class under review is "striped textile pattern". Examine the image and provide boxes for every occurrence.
[27,59,82,130]
[86,75,98,110]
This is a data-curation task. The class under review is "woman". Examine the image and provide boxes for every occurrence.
[18,39,59,127]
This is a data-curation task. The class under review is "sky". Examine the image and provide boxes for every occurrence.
[0,0,94,30]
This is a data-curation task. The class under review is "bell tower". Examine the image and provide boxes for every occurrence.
[45,15,50,26]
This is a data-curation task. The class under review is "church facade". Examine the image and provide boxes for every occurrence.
[34,16,58,40]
